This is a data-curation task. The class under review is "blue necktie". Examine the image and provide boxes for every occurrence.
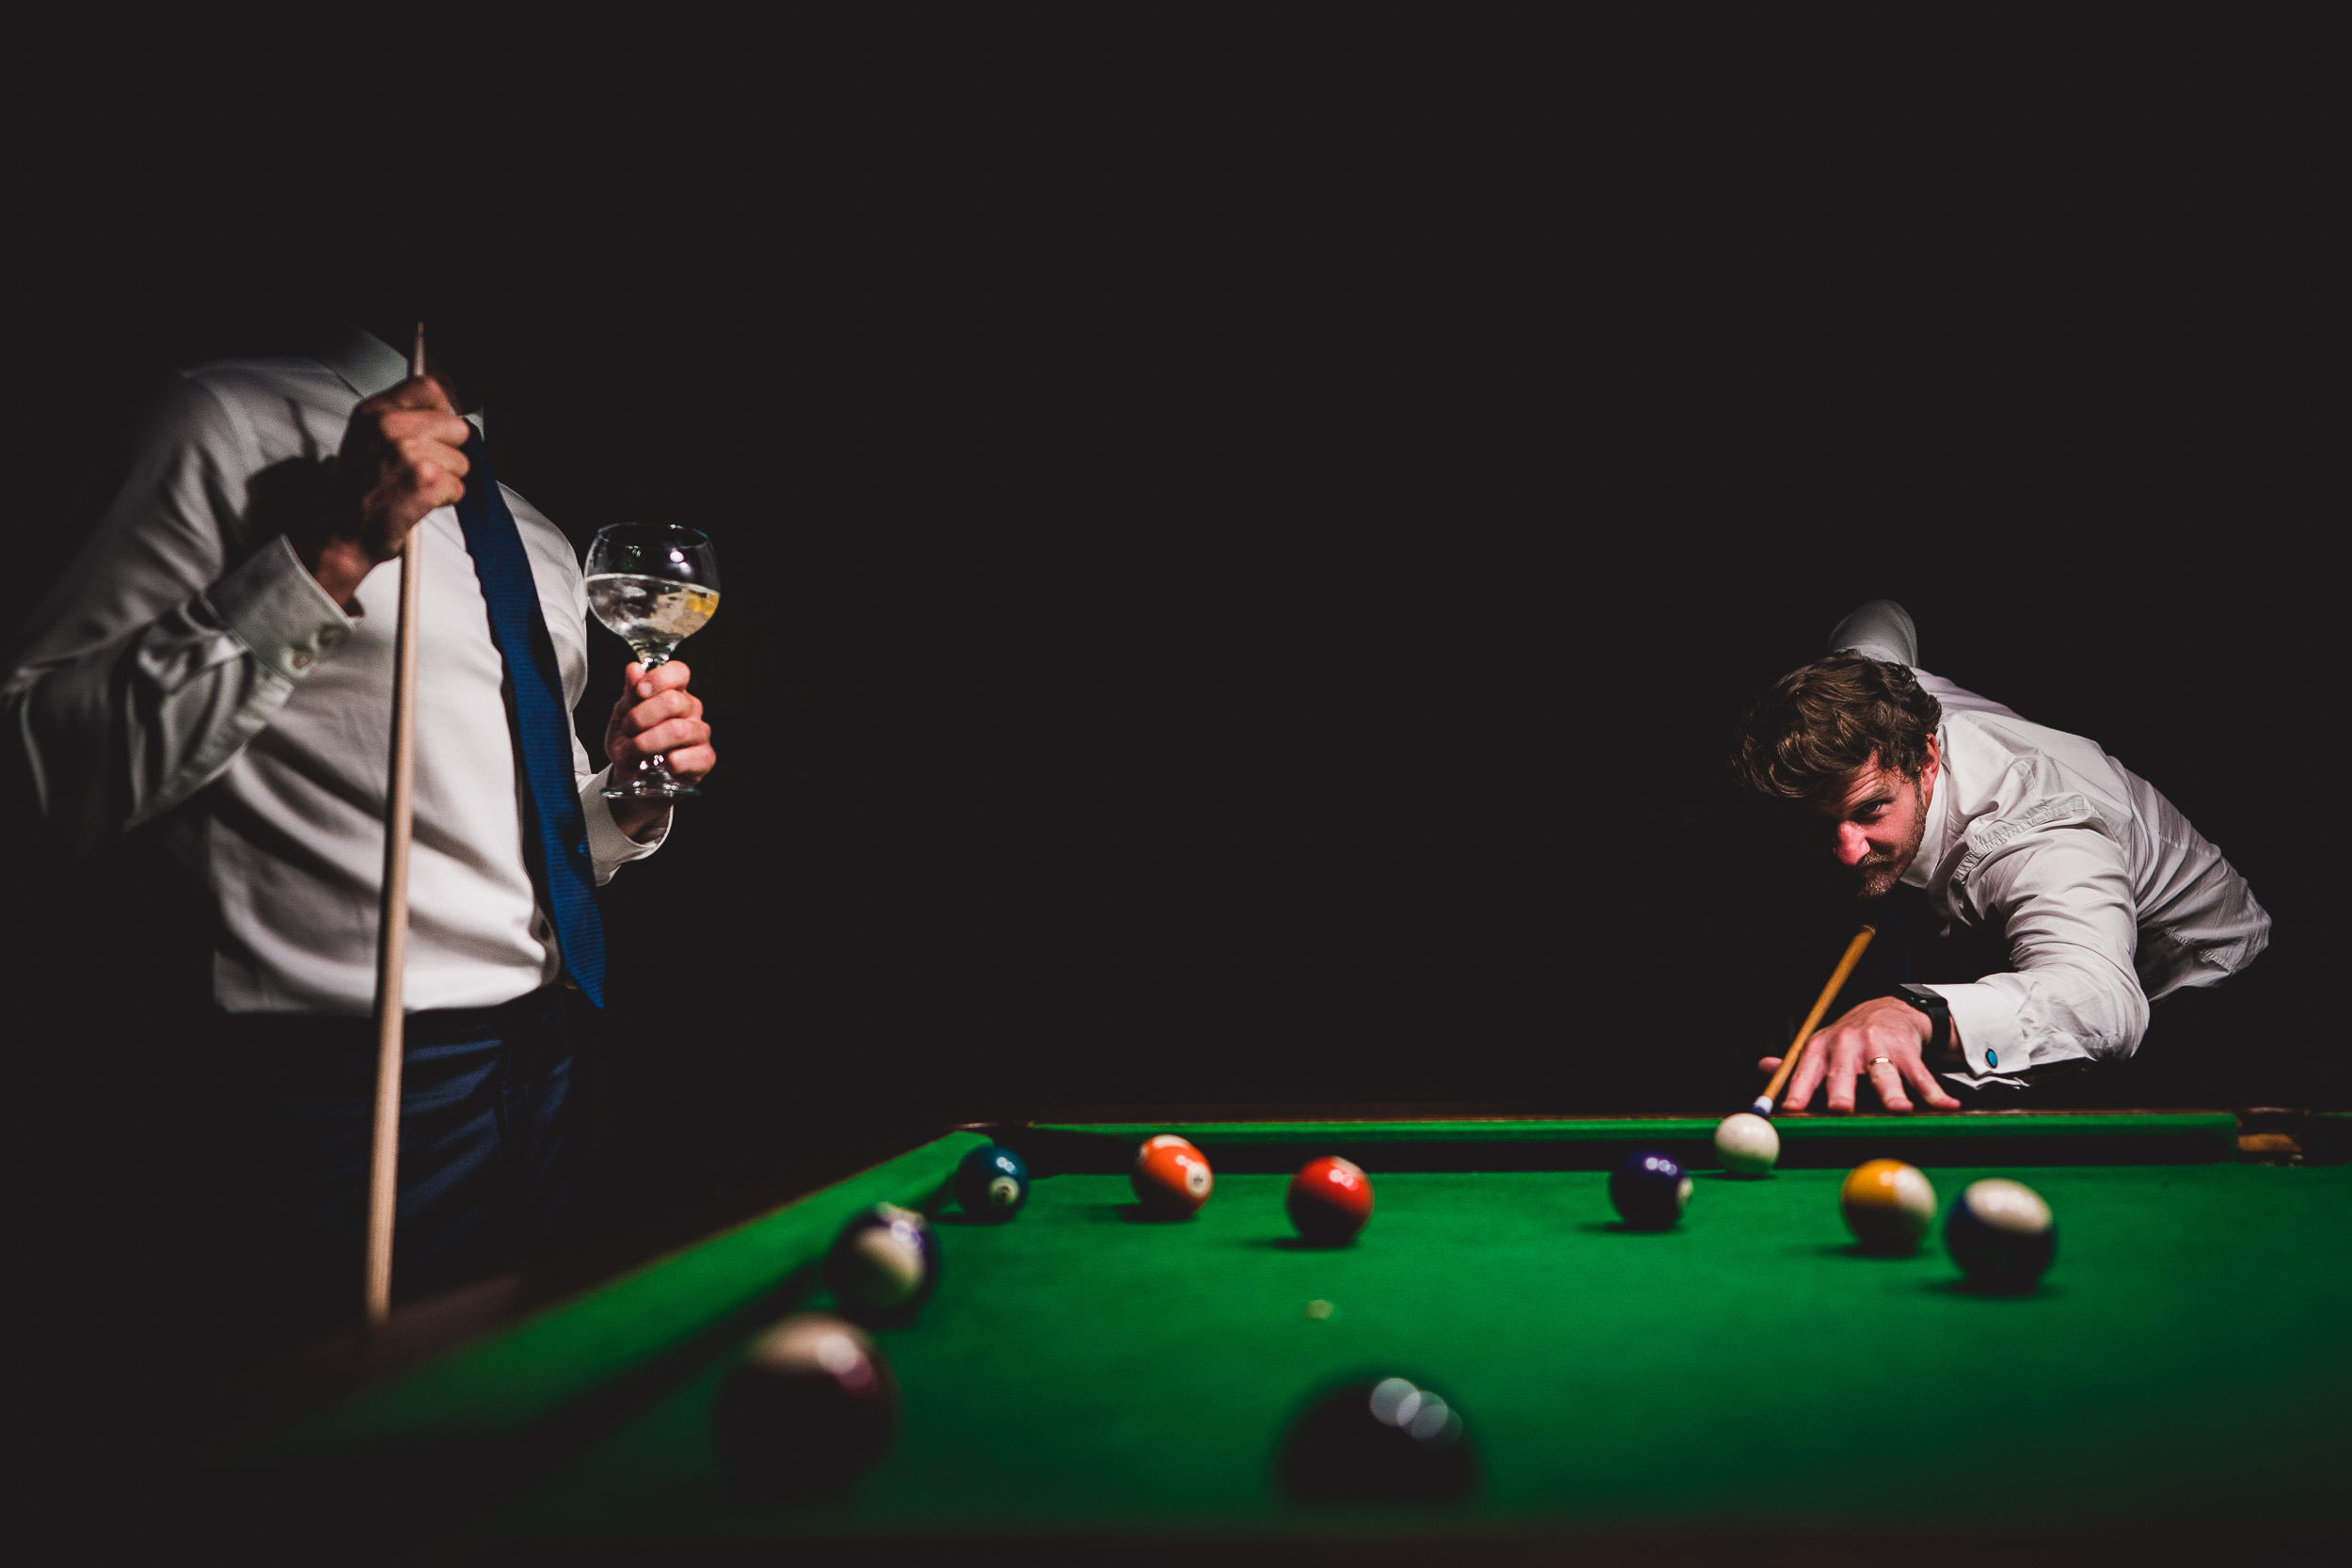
[454,427,608,1008]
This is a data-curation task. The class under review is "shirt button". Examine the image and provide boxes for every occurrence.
[290,650,314,671]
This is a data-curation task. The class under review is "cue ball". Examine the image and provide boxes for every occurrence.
[1840,1159,1937,1253]
[1945,1178,2056,1291]
[1609,1149,1692,1230]
[715,1313,899,1497]
[1287,1156,1374,1244]
[953,1142,1030,1221]
[824,1203,941,1323]
[1713,1112,1780,1176]
[1132,1135,1215,1217]
[1277,1376,1477,1504]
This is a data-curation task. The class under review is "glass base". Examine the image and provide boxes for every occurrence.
[605,753,698,800]
[604,779,700,800]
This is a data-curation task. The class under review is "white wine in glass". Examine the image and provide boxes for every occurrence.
[585,523,720,800]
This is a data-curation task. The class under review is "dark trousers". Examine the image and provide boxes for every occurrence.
[198,985,595,1355]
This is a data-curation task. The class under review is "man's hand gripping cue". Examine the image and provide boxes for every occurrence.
[1757,996,1963,1114]
[297,374,474,605]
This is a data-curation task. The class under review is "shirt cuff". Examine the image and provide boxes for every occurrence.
[581,768,666,883]
[206,535,355,680]
[1940,1069,2034,1091]
[1920,981,2025,1079]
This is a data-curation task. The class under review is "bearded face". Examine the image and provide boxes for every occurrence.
[1841,774,1928,899]
[1811,744,1938,901]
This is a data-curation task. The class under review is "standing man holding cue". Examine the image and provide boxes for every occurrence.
[1730,600,2267,1113]
[4,322,714,1344]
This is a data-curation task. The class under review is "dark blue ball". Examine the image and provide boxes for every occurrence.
[955,1143,1030,1221]
[1944,1179,2056,1291]
[1277,1376,1478,1504]
[1609,1149,1692,1230]
[825,1204,941,1324]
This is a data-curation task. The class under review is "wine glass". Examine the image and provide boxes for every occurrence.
[585,523,721,800]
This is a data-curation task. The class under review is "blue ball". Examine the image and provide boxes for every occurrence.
[1609,1149,1692,1230]
[1944,1178,2055,1291]
[825,1204,941,1324]
[955,1143,1030,1221]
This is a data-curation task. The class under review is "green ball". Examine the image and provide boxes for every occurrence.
[955,1143,1029,1220]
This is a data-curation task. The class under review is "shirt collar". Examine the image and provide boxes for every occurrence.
[1900,727,1952,890]
[320,326,410,401]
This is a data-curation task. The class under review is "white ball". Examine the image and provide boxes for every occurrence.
[1713,1112,1780,1175]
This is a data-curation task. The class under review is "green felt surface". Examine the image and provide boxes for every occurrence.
[483,1160,2352,1545]
[261,1132,993,1454]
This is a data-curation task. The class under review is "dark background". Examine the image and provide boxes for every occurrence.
[12,125,2332,1253]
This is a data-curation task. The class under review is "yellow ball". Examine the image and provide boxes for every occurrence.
[1840,1159,1936,1253]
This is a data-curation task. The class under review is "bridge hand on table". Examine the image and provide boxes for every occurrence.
[1758,996,1963,1115]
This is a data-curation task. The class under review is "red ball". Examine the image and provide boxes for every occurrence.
[1137,1132,1200,1160]
[1133,1137,1215,1217]
[1287,1156,1374,1243]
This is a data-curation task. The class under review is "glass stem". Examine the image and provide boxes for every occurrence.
[606,649,693,799]
[639,649,672,779]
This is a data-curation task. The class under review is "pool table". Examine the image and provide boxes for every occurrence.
[224,1111,2350,1560]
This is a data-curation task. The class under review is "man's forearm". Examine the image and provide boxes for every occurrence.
[6,539,352,849]
[295,533,382,608]
[611,800,672,843]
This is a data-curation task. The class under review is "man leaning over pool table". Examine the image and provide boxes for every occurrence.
[1730,600,2269,1114]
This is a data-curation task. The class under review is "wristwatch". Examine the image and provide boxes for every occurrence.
[1896,983,1950,1057]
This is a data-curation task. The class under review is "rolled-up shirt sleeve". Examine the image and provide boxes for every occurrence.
[4,378,353,851]
[1928,825,2150,1079]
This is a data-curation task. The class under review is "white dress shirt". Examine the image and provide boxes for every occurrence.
[4,329,660,1014]
[1832,603,2270,1086]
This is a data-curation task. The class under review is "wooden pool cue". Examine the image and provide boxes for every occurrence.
[363,323,431,1330]
[1750,923,1876,1117]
